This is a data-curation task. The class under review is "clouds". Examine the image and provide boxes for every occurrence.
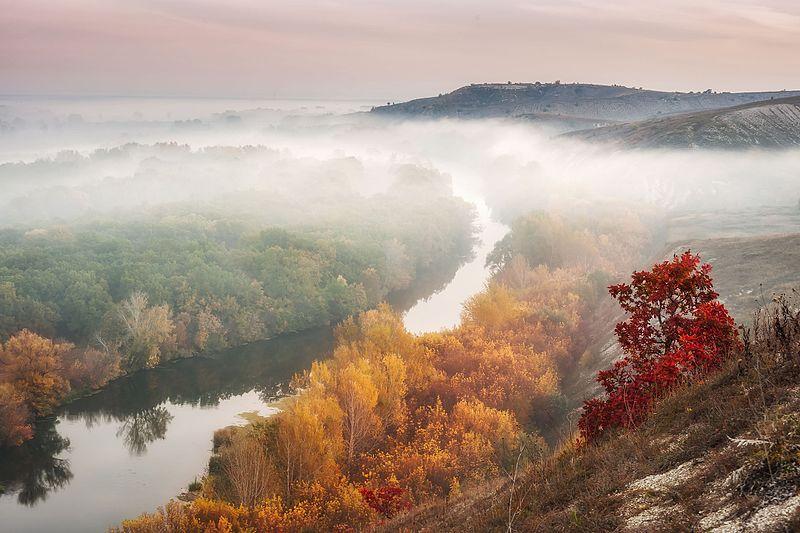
[1,0,799,98]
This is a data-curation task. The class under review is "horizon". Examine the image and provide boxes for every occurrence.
[2,0,799,101]
[3,80,800,104]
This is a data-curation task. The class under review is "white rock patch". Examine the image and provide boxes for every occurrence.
[628,459,702,492]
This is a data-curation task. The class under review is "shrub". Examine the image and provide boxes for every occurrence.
[358,484,411,518]
[63,346,121,390]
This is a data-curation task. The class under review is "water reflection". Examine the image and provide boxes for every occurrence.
[402,202,508,333]
[117,407,174,456]
[63,326,332,422]
[0,327,333,509]
[0,422,72,506]
[388,248,475,313]
[0,247,475,531]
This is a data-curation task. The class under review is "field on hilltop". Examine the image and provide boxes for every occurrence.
[372,83,800,130]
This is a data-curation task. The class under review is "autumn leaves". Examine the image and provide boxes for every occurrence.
[579,251,740,442]
[0,330,119,446]
[118,208,661,530]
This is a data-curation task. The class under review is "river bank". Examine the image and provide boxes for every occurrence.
[0,203,504,532]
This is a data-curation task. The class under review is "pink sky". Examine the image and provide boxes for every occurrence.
[2,0,799,100]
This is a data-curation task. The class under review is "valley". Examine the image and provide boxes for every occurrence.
[6,2,800,531]
[2,83,800,532]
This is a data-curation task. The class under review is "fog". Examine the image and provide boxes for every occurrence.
[1,97,799,228]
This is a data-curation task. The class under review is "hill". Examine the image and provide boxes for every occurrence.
[567,96,800,149]
[567,209,800,411]
[380,206,800,532]
[384,290,800,532]
[371,83,800,127]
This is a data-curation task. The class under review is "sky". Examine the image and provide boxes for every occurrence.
[2,0,800,100]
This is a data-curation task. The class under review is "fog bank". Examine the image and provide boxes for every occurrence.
[1,97,799,227]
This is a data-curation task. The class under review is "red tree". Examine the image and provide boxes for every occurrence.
[579,251,740,443]
[358,485,411,519]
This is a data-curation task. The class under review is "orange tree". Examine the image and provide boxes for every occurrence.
[0,329,72,417]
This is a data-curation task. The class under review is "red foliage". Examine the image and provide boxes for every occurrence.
[579,252,740,443]
[358,485,411,519]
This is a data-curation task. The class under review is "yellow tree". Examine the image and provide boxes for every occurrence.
[335,304,436,396]
[335,304,415,361]
[275,390,343,497]
[373,353,408,432]
[218,430,280,506]
[118,291,175,369]
[332,359,381,471]
[450,399,522,465]
[461,282,524,331]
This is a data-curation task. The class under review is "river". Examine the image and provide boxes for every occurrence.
[0,205,506,532]
[404,200,508,333]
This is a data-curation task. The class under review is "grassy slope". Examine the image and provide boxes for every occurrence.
[671,234,800,322]
[384,299,800,532]
[564,221,800,420]
[383,212,800,531]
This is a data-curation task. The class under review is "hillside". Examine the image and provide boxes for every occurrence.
[107,206,800,532]
[385,208,800,532]
[568,96,800,149]
[371,83,800,128]
[384,293,800,532]
[567,209,800,416]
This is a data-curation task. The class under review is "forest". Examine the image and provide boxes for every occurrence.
[114,207,661,531]
[0,184,474,448]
